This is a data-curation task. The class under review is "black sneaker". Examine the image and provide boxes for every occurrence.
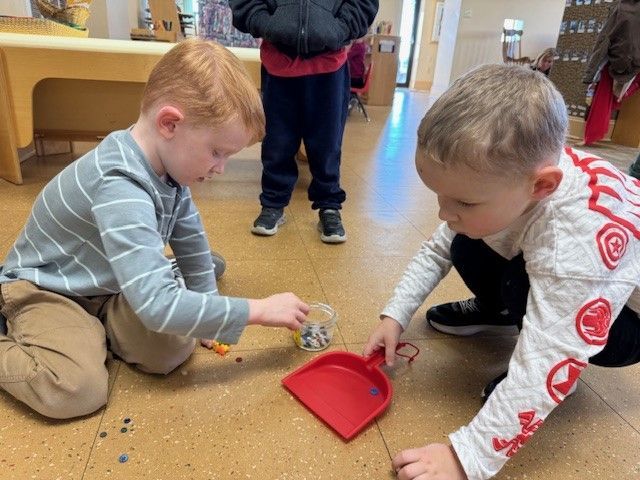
[480,371,508,404]
[426,298,518,336]
[318,209,346,244]
[169,250,226,285]
[251,207,285,236]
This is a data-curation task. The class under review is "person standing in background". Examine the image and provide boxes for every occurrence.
[582,0,640,146]
[229,0,379,244]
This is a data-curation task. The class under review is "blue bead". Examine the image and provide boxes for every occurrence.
[118,454,129,463]
[370,387,379,395]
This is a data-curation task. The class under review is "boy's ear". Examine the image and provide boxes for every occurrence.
[531,165,563,200]
[156,106,185,139]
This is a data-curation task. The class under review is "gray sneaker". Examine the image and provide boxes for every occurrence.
[318,209,346,244]
[251,207,285,236]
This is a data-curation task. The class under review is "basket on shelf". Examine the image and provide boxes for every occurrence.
[0,15,89,37]
[36,0,92,30]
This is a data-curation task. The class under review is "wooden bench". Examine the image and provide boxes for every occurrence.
[0,33,261,184]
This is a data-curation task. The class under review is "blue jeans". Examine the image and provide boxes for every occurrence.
[259,64,349,210]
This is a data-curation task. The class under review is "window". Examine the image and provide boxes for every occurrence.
[501,18,524,42]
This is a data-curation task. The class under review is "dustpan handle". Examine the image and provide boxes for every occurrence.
[365,342,420,368]
[365,349,387,368]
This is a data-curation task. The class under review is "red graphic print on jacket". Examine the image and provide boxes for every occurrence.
[576,298,612,345]
[546,358,587,403]
[492,411,543,457]
[567,148,640,239]
[596,222,629,269]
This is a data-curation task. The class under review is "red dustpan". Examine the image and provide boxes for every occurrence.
[282,343,418,441]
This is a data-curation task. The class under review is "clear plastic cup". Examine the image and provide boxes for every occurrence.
[293,302,337,351]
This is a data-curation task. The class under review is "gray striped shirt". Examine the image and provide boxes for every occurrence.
[0,129,248,343]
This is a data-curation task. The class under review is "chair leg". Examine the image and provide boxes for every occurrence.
[355,95,370,122]
[348,92,358,116]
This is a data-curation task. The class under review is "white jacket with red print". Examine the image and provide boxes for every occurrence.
[381,147,640,480]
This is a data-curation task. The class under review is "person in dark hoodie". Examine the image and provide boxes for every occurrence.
[229,0,378,244]
[582,0,640,146]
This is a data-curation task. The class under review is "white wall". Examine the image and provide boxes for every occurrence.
[106,0,138,39]
[449,0,565,81]
[0,0,31,16]
[86,0,109,38]
[373,0,403,36]
[412,0,447,91]
[431,0,462,96]
[86,0,138,39]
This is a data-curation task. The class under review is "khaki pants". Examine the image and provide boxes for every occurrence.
[0,280,195,419]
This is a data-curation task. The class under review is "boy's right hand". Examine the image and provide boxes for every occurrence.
[247,293,309,330]
[363,316,403,366]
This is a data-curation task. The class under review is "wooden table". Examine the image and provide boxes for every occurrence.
[0,33,261,184]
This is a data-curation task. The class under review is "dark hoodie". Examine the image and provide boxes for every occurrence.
[228,0,379,58]
[583,0,640,83]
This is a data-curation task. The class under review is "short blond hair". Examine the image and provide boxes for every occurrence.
[417,64,567,177]
[141,38,264,143]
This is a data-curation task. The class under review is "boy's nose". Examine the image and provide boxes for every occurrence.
[437,198,458,222]
[438,208,456,222]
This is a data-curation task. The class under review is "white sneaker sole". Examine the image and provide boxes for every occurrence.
[428,320,519,336]
[320,233,347,244]
[317,222,347,243]
[251,214,285,236]
[317,223,346,244]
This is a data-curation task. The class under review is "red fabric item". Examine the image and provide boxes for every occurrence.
[584,67,640,145]
[260,40,347,78]
[347,41,366,80]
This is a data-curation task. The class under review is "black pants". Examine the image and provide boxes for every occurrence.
[260,64,350,210]
[451,234,640,367]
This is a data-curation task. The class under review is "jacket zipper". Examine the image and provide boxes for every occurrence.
[299,0,309,56]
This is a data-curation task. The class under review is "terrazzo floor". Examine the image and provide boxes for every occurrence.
[1,89,639,479]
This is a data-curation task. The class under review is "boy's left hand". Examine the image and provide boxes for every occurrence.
[200,339,215,349]
[393,444,467,480]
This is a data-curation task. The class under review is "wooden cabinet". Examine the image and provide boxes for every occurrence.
[366,34,400,106]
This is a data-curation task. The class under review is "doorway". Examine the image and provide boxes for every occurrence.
[396,0,422,87]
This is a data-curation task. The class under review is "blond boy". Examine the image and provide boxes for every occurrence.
[364,64,640,479]
[0,39,309,419]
